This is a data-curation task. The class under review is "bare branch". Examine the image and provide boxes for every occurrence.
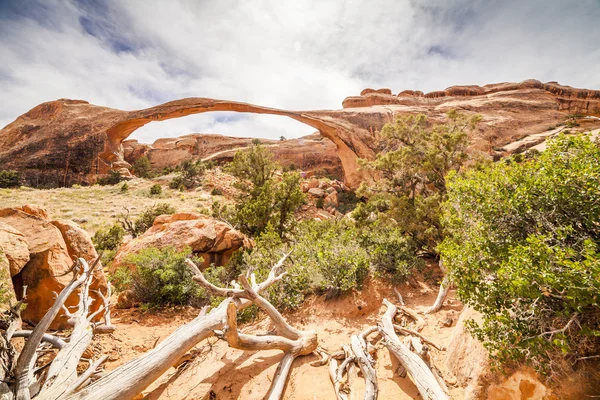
[11,331,67,349]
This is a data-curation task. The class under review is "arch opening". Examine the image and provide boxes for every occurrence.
[119,109,345,181]
[128,112,316,144]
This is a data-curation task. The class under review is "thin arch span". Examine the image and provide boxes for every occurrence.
[101,98,375,187]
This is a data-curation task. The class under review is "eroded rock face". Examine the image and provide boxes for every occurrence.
[1,80,599,188]
[0,207,108,328]
[112,213,250,269]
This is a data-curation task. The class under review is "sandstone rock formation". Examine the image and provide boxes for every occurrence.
[112,212,250,269]
[122,132,344,180]
[445,307,491,399]
[0,206,108,328]
[0,221,30,277]
[1,80,599,188]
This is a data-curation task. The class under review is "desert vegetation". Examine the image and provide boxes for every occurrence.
[440,134,600,373]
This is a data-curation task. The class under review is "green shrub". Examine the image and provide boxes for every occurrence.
[0,170,21,188]
[120,182,129,193]
[315,197,324,209]
[210,187,224,196]
[150,184,162,196]
[92,224,125,266]
[360,226,423,283]
[440,134,600,372]
[97,170,123,186]
[117,246,206,307]
[131,156,153,179]
[294,220,370,297]
[119,203,176,237]
[168,176,185,191]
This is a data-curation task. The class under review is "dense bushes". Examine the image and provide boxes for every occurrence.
[440,134,600,372]
[112,247,206,307]
[97,170,123,186]
[0,170,21,188]
[149,184,162,196]
[233,219,422,310]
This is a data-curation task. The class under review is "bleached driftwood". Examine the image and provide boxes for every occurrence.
[379,299,448,400]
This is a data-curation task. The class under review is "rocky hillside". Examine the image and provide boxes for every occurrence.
[122,132,343,180]
[1,79,599,188]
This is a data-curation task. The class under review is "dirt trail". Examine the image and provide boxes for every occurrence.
[95,277,464,399]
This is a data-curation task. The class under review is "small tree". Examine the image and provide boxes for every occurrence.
[0,170,21,188]
[226,143,304,237]
[357,110,481,253]
[131,156,153,178]
[169,159,205,189]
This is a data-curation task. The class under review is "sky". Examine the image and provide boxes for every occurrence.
[1,0,599,143]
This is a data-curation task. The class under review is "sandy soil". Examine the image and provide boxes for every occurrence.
[93,276,464,400]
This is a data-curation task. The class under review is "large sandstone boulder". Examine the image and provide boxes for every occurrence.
[0,207,108,328]
[0,222,29,276]
[113,213,250,269]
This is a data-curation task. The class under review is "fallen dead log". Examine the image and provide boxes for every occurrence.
[379,299,449,400]
[350,335,378,400]
[214,274,317,400]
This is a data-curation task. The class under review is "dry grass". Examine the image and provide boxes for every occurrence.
[0,176,220,234]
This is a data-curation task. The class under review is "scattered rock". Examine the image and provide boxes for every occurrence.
[308,188,326,198]
[116,290,138,309]
[324,191,339,209]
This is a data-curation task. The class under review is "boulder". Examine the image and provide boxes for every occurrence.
[307,178,319,190]
[0,207,108,328]
[19,204,49,220]
[324,191,339,209]
[0,222,29,276]
[113,213,250,269]
[116,289,138,309]
[308,188,326,198]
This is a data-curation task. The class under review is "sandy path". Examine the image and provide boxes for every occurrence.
[94,277,464,399]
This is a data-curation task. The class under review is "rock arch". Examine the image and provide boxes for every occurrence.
[2,79,599,189]
[100,98,376,187]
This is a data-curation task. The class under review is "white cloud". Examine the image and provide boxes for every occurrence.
[0,0,598,142]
